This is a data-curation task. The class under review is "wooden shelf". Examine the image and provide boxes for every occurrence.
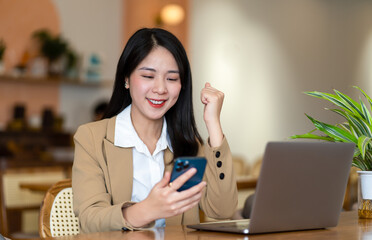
[0,74,113,87]
[0,130,72,147]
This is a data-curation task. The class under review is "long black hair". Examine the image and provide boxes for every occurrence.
[103,28,203,159]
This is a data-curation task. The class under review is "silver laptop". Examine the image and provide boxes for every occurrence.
[187,141,354,234]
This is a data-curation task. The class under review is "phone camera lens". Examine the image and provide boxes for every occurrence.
[183,161,189,168]
[177,160,183,166]
[175,166,182,172]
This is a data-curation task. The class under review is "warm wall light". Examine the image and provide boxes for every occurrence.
[160,4,185,26]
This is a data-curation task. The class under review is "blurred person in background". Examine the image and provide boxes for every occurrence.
[93,101,108,121]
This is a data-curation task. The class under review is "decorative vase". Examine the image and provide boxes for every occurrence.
[358,171,372,218]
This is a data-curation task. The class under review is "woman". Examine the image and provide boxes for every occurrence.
[72,28,237,233]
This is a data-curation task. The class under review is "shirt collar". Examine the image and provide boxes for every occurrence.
[114,104,173,153]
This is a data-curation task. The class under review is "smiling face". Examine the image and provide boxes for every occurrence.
[126,46,182,124]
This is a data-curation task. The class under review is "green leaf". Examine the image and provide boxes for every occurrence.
[305,114,357,143]
[354,147,361,158]
[364,155,372,171]
[347,114,372,137]
[305,91,354,113]
[352,157,368,171]
[339,123,350,131]
[328,109,349,121]
[329,110,360,138]
[360,99,372,125]
[338,122,359,139]
[354,86,372,112]
[329,109,371,137]
[334,90,364,118]
[338,123,358,139]
[353,146,372,171]
[290,133,334,141]
[357,135,372,159]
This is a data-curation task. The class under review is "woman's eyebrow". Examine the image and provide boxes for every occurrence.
[139,67,179,74]
[139,67,156,72]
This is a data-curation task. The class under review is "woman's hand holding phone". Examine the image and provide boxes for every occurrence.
[122,166,206,228]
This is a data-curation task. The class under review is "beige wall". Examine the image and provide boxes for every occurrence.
[0,0,60,71]
[123,0,189,50]
[52,0,123,81]
[190,0,372,165]
[0,0,60,127]
[52,0,123,131]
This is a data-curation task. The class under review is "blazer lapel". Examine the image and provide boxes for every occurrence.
[104,116,133,204]
[164,148,174,173]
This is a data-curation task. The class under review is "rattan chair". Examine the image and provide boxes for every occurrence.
[39,179,80,238]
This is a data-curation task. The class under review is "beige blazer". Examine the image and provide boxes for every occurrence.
[72,116,238,233]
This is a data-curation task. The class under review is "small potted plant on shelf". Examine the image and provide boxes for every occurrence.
[291,86,372,219]
[32,30,68,77]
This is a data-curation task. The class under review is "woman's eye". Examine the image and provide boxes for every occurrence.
[167,77,179,81]
[142,75,154,79]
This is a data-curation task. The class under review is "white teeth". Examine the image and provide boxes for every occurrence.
[149,99,164,105]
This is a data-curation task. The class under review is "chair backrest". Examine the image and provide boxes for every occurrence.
[0,163,66,238]
[39,179,80,238]
[232,155,248,176]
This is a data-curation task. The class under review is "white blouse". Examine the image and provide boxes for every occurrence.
[114,105,172,227]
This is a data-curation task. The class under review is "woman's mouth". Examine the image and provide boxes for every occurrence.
[147,98,166,108]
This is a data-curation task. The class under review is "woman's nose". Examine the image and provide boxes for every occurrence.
[152,78,167,94]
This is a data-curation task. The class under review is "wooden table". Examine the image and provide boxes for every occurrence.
[34,211,371,240]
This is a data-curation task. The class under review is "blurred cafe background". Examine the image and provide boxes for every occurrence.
[1,0,372,238]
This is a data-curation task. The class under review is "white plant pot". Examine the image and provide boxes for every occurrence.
[357,171,372,219]
[358,171,372,200]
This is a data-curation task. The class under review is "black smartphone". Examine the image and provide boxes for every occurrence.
[170,157,207,192]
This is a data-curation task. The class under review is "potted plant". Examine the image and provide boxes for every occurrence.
[291,86,372,218]
[33,30,68,77]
